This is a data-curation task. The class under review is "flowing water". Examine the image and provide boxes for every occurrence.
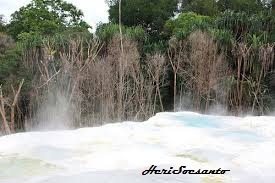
[0,112,275,183]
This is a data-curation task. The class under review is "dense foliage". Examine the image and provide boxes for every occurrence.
[0,16,6,32]
[107,0,178,40]
[0,0,274,135]
[7,0,90,39]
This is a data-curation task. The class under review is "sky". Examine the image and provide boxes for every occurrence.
[0,0,109,31]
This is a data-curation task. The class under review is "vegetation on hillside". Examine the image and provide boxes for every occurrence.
[0,0,274,135]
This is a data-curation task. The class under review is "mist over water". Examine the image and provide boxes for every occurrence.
[25,90,74,131]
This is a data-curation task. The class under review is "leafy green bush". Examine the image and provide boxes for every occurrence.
[164,12,212,39]
[96,23,147,43]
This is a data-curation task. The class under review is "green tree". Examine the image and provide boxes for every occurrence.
[182,0,219,16]
[107,0,178,40]
[217,0,264,13]
[96,23,146,43]
[215,10,275,43]
[0,33,28,86]
[270,0,275,14]
[164,12,212,39]
[7,0,90,39]
[0,15,6,32]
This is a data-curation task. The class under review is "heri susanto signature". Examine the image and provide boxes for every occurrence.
[142,165,230,175]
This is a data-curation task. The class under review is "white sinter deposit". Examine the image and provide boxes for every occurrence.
[0,111,275,183]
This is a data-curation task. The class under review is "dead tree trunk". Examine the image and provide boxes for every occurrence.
[0,79,24,134]
[0,87,11,135]
[10,79,25,133]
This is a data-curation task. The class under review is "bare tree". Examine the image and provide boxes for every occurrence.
[0,79,24,134]
[168,37,188,111]
[119,0,124,53]
[233,43,252,114]
[168,31,230,112]
[0,86,10,134]
[147,53,167,112]
[251,44,274,114]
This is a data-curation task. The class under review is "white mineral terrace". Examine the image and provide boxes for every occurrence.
[0,112,275,183]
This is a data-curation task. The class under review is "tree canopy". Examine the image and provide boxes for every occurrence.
[217,0,266,13]
[181,0,271,15]
[107,0,178,39]
[0,15,6,32]
[164,12,212,38]
[181,0,219,16]
[0,0,275,134]
[7,0,90,39]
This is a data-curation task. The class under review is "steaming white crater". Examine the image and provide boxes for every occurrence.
[0,112,275,183]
